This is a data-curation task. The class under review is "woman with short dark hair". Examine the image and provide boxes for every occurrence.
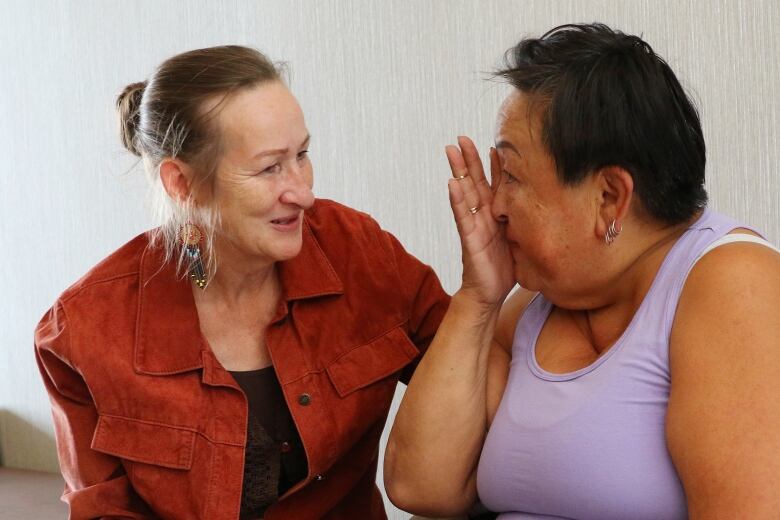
[386,23,780,519]
[35,45,449,519]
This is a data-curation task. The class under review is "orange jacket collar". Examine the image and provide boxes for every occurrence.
[134,218,344,376]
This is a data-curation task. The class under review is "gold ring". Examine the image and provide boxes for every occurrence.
[468,206,479,214]
[454,174,468,180]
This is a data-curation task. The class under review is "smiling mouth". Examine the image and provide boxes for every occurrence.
[271,215,299,225]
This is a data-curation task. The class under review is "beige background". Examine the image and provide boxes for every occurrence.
[1,1,778,518]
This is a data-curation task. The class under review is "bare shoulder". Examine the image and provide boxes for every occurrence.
[667,238,780,517]
[676,237,780,330]
[672,236,780,371]
[495,287,537,352]
[485,287,536,426]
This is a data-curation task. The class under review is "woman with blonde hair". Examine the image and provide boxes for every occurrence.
[36,45,449,519]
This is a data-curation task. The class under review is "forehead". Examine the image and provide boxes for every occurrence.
[495,89,543,148]
[215,81,305,150]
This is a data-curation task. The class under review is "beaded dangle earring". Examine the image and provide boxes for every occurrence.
[180,223,207,288]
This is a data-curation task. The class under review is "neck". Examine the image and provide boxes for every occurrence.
[207,261,277,302]
[570,211,702,352]
[200,237,279,304]
[611,211,701,298]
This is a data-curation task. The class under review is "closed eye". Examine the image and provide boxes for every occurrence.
[297,150,309,161]
[502,170,518,184]
[260,163,282,175]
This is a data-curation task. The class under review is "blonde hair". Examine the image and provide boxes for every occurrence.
[116,45,283,280]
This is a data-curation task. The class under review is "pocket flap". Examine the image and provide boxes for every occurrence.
[326,326,419,398]
[91,415,196,470]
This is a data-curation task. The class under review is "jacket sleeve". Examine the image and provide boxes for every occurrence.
[34,301,156,520]
[379,231,451,384]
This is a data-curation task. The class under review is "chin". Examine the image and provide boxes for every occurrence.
[274,250,302,263]
[513,265,539,292]
[270,241,304,262]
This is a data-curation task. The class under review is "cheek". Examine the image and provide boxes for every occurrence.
[302,162,314,189]
[217,196,251,226]
[507,199,547,243]
[303,159,314,185]
[509,206,573,270]
[216,189,276,232]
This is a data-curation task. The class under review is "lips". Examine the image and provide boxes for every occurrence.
[271,215,298,225]
[270,213,302,232]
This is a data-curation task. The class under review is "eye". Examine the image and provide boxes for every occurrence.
[502,170,518,184]
[296,149,309,161]
[260,163,282,175]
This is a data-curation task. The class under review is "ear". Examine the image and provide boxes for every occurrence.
[159,158,196,203]
[593,166,634,240]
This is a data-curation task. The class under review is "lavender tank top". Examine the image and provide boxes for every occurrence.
[476,210,761,519]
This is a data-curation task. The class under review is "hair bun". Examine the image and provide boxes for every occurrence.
[116,81,147,156]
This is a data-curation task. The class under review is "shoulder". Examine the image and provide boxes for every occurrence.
[58,231,151,304]
[666,235,780,515]
[36,232,152,355]
[677,237,780,325]
[495,287,537,353]
[305,198,383,238]
[672,237,780,355]
[670,234,780,382]
[304,198,400,262]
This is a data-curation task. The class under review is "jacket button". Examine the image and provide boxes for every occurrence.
[280,441,292,453]
[298,393,312,406]
[315,474,324,481]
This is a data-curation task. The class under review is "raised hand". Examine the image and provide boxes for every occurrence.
[446,136,516,307]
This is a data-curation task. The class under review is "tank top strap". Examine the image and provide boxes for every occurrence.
[510,209,758,377]
[510,293,550,360]
[647,209,758,345]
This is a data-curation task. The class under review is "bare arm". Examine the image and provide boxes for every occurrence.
[486,289,535,424]
[667,242,780,518]
[384,137,522,516]
[384,292,499,516]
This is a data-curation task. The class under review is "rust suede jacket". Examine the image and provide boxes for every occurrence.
[35,199,450,520]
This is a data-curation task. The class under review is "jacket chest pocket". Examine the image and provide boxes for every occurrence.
[326,325,418,400]
[319,326,420,455]
[91,415,207,518]
[91,414,196,470]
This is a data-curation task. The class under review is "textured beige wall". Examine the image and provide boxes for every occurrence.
[1,1,778,518]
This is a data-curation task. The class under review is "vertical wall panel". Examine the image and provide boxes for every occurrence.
[1,1,777,518]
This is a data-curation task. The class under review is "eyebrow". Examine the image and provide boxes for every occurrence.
[495,139,521,157]
[253,134,311,159]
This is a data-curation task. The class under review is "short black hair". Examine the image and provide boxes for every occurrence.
[496,23,707,224]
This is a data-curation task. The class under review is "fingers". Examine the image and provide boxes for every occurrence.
[445,142,468,180]
[445,144,481,216]
[489,146,500,193]
[447,178,476,238]
[457,136,485,179]
[457,136,493,206]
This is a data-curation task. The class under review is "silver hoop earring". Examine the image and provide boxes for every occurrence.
[604,219,622,245]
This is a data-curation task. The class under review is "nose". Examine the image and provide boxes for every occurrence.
[280,161,315,209]
[491,183,509,224]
